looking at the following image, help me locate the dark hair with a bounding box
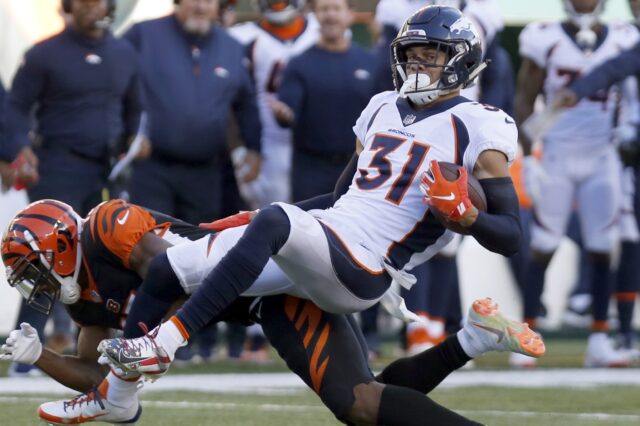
[62,0,116,15]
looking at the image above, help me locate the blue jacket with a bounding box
[1,27,142,163]
[124,16,261,162]
[0,82,5,154]
[278,44,376,154]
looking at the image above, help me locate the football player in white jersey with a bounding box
[98,5,543,393]
[228,0,319,209]
[515,0,639,368]
[374,0,506,354]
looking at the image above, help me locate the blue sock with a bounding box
[590,258,612,324]
[523,259,547,322]
[615,242,639,335]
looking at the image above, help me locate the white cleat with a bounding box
[584,332,633,368]
[38,388,141,425]
[97,324,171,381]
[462,298,546,358]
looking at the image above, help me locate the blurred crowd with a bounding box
[1,0,639,376]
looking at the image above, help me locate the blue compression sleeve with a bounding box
[468,177,522,257]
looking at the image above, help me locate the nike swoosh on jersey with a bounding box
[505,116,515,124]
[431,192,456,201]
[471,321,505,343]
[117,210,130,225]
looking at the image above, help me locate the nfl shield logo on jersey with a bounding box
[403,114,417,126]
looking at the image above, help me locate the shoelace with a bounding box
[63,386,105,412]
[120,322,161,359]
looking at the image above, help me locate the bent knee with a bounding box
[250,205,291,249]
[345,382,384,425]
[254,205,290,228]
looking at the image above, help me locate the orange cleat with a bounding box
[464,297,546,358]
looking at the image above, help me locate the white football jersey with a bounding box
[229,20,319,148]
[311,91,517,273]
[519,22,640,149]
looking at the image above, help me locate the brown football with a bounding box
[429,162,487,235]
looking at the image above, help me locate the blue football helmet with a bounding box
[390,5,486,106]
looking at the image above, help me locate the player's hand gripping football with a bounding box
[199,210,258,231]
[420,161,478,226]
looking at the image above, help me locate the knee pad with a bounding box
[250,205,291,251]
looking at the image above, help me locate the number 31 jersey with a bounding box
[312,91,517,273]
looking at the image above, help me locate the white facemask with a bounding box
[398,72,442,106]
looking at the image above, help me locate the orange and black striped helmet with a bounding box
[1,199,81,314]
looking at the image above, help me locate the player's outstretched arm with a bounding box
[465,150,522,256]
[570,41,640,100]
[36,326,112,392]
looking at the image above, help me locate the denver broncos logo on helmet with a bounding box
[1,199,81,314]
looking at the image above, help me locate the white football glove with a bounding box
[522,155,549,206]
[0,322,43,364]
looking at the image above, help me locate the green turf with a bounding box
[2,386,640,425]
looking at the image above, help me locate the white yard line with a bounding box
[0,369,639,396]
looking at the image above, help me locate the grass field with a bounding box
[1,338,639,425]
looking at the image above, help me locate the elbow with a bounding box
[495,226,522,257]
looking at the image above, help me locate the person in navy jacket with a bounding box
[1,0,142,213]
[123,0,262,225]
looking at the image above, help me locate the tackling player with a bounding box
[515,0,638,367]
[1,199,543,425]
[99,5,538,409]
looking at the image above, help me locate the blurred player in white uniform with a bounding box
[229,0,319,208]
[515,0,639,367]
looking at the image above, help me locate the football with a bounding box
[429,162,487,235]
